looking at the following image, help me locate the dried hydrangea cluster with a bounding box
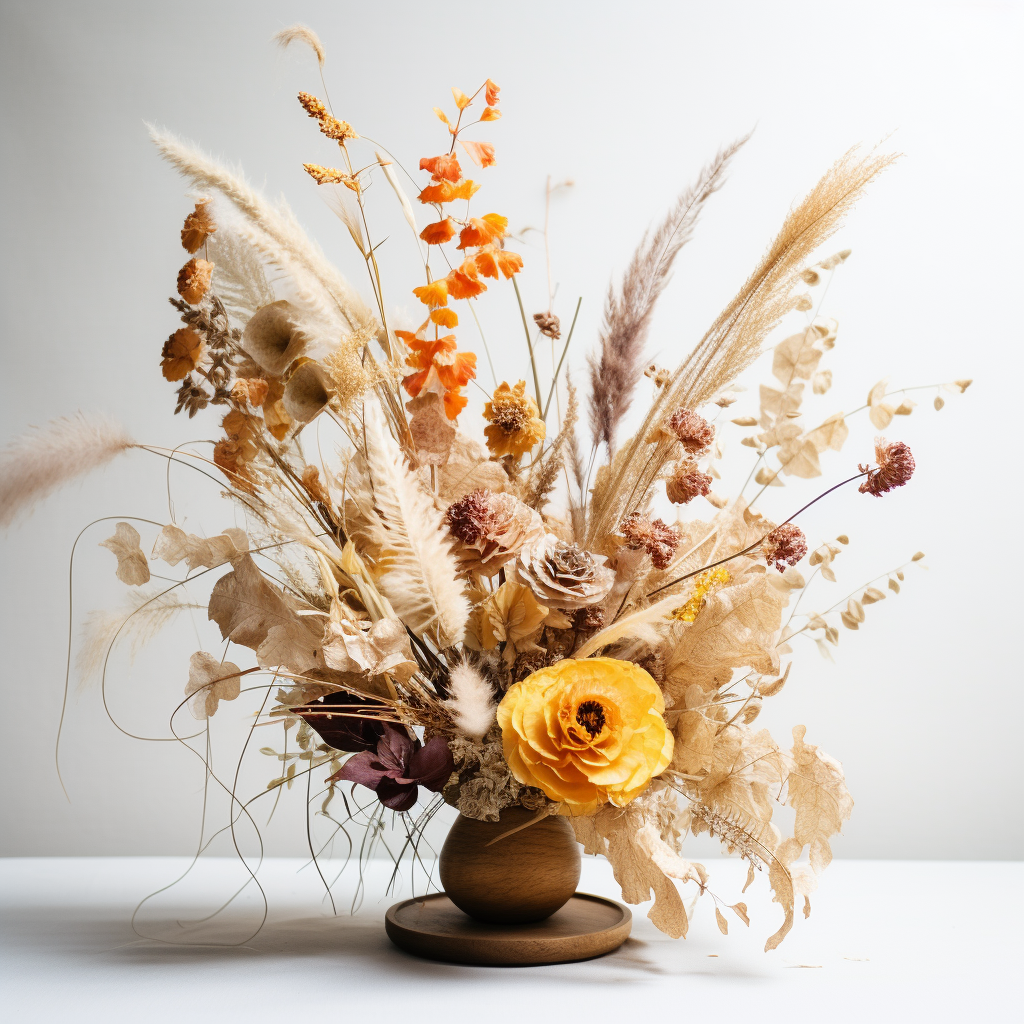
[2,26,969,954]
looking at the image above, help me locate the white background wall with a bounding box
[1,0,1021,860]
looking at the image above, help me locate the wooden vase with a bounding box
[438,806,582,924]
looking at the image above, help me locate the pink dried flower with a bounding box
[666,463,712,505]
[859,437,916,496]
[620,511,680,570]
[445,489,543,576]
[761,522,808,571]
[668,409,715,454]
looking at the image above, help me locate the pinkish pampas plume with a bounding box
[444,661,496,740]
[0,413,135,529]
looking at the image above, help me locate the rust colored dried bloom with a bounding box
[620,511,680,570]
[177,258,213,304]
[483,381,546,459]
[533,312,561,339]
[666,462,712,505]
[180,199,216,253]
[761,522,808,571]
[231,378,269,407]
[445,489,543,576]
[668,408,715,454]
[161,328,205,382]
[213,438,255,492]
[859,437,916,496]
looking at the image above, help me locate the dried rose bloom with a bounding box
[666,462,712,505]
[761,522,808,571]
[516,535,615,610]
[177,257,214,304]
[533,312,561,339]
[620,512,680,570]
[483,380,546,459]
[180,199,216,254]
[859,437,916,496]
[668,409,715,454]
[161,327,205,382]
[445,489,543,576]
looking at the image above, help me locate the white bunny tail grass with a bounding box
[0,413,135,529]
[445,662,497,740]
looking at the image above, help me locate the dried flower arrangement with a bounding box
[0,25,972,951]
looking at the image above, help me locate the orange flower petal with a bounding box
[446,269,487,299]
[460,140,496,169]
[457,214,507,250]
[452,87,471,110]
[435,351,477,390]
[412,280,449,308]
[485,79,500,106]
[444,388,468,420]
[402,369,430,397]
[419,154,463,183]
[482,212,508,236]
[457,256,480,279]
[394,329,420,344]
[433,106,451,127]
[479,106,502,122]
[417,178,481,205]
[474,247,500,280]
[430,308,459,327]
[419,217,456,245]
[495,249,524,279]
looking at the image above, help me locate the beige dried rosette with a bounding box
[497,657,674,815]
[515,534,614,610]
[444,489,544,576]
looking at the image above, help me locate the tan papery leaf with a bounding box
[716,907,729,934]
[406,369,456,467]
[772,332,823,383]
[100,522,151,586]
[185,651,242,720]
[437,432,509,502]
[804,412,849,453]
[732,902,750,927]
[778,439,821,478]
[812,370,832,395]
[153,525,248,572]
[760,381,804,421]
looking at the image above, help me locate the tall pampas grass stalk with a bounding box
[588,134,750,453]
[0,413,135,529]
[444,662,497,740]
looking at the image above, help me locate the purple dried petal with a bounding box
[329,750,387,789]
[376,777,419,812]
[405,736,455,792]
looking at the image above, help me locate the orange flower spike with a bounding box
[485,79,500,106]
[461,140,496,169]
[430,308,459,328]
[412,279,449,308]
[446,269,487,300]
[420,154,463,183]
[479,107,502,122]
[444,388,468,420]
[452,87,471,110]
[419,218,456,245]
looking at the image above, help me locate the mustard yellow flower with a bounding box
[483,380,545,459]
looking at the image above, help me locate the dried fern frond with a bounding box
[0,413,134,529]
[588,134,750,453]
[587,145,897,544]
[347,413,469,648]
[273,24,325,67]
[77,590,203,688]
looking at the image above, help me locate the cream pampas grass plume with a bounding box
[0,413,134,529]
[445,662,497,740]
[273,24,326,66]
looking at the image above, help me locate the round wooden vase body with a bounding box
[439,806,581,924]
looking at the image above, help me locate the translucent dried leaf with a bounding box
[772,332,823,383]
[100,523,150,586]
[732,902,750,927]
[716,907,729,934]
[185,650,242,720]
[732,416,758,426]
[812,370,832,395]
[934,395,945,410]
[760,381,805,421]
[805,413,848,453]
[778,439,821,478]
[888,578,900,593]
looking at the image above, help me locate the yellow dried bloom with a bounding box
[497,657,674,814]
[319,113,358,143]
[298,91,328,119]
[303,163,360,191]
[483,380,545,459]
[672,567,731,623]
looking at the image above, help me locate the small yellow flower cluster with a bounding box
[672,567,731,623]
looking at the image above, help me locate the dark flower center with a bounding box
[575,700,606,738]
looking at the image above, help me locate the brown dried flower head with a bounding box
[161,328,205,382]
[620,512,681,570]
[180,199,216,254]
[761,522,808,571]
[484,380,546,459]
[533,312,561,339]
[303,163,360,190]
[668,408,715,454]
[516,535,615,610]
[859,437,916,496]
[298,91,328,120]
[666,461,712,505]
[177,257,213,304]
[445,489,544,576]
[213,438,255,492]
[231,378,269,407]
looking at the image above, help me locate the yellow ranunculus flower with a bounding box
[497,657,674,815]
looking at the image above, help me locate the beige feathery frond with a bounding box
[205,230,276,324]
[573,593,683,660]
[350,414,469,647]
[77,590,203,689]
[444,661,496,740]
[273,24,325,67]
[587,145,897,544]
[1,413,134,529]
[148,126,375,336]
[521,379,579,511]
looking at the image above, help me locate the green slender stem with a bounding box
[512,276,543,408]
[542,297,582,420]
[467,298,498,387]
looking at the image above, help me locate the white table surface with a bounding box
[1,856,1019,1022]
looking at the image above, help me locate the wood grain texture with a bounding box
[438,807,582,923]
[385,893,632,966]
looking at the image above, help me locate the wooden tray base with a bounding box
[385,892,631,966]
